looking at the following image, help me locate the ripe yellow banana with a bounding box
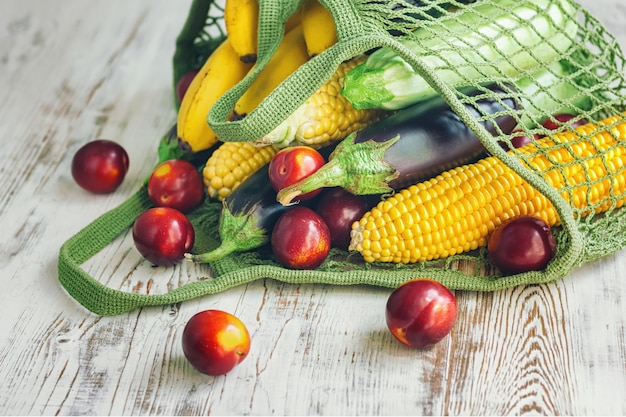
[233,25,310,118]
[301,0,337,57]
[177,37,253,152]
[224,0,259,63]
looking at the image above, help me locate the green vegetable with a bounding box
[276,82,520,205]
[276,49,609,204]
[186,163,288,264]
[514,48,609,128]
[342,0,578,110]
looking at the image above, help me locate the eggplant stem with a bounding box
[185,239,238,263]
[275,189,302,206]
[276,134,399,205]
[185,202,270,263]
[276,160,345,205]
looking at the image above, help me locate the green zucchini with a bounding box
[342,0,578,110]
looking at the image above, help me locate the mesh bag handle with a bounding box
[58,189,570,316]
[58,0,626,315]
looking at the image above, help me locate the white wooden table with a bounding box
[1,0,625,415]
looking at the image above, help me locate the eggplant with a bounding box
[188,144,337,263]
[186,164,287,263]
[276,83,520,205]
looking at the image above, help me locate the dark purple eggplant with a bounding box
[186,164,287,263]
[276,83,520,205]
[188,145,336,263]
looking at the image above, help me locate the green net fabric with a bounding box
[59,0,626,316]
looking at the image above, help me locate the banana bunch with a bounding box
[226,0,338,118]
[177,0,339,152]
[224,0,259,64]
[176,37,253,153]
[232,24,310,119]
[225,0,303,63]
[222,0,338,64]
[301,0,338,56]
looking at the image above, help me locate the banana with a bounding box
[177,37,253,152]
[232,25,310,119]
[301,0,337,57]
[284,7,302,32]
[224,0,259,63]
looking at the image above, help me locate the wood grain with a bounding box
[1,0,625,415]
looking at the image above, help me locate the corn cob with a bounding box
[258,57,387,148]
[350,114,626,264]
[203,141,278,201]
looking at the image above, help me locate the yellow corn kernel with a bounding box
[350,114,626,264]
[259,57,386,148]
[203,141,277,201]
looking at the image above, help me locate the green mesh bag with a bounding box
[59,0,626,316]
